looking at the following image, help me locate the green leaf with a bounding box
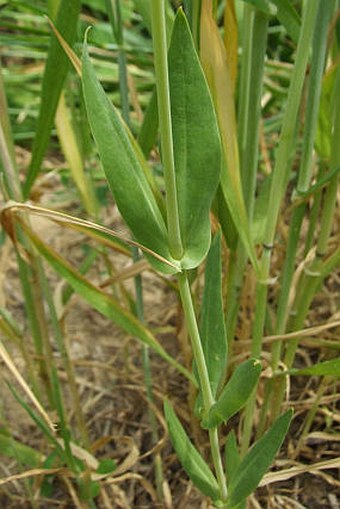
[79,478,100,501]
[200,231,227,397]
[7,383,65,460]
[212,187,238,251]
[164,400,220,501]
[96,458,117,474]
[168,10,221,269]
[227,410,293,507]
[241,0,270,15]
[19,221,193,383]
[24,0,81,196]
[82,38,177,274]
[224,431,240,487]
[203,359,261,429]
[0,432,42,467]
[270,0,301,44]
[133,0,174,40]
[138,87,159,157]
[287,358,340,377]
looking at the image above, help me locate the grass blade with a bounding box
[0,432,42,467]
[285,358,340,377]
[164,400,220,502]
[24,0,81,196]
[270,0,301,44]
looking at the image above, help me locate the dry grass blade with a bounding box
[46,17,82,77]
[92,437,139,480]
[253,319,340,345]
[0,467,65,486]
[260,457,340,487]
[104,472,158,503]
[0,340,56,434]
[0,201,180,271]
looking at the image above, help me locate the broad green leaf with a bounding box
[203,359,261,429]
[0,432,42,467]
[287,358,340,377]
[200,231,228,397]
[270,0,301,44]
[82,40,177,274]
[168,9,221,269]
[24,0,81,196]
[18,221,193,383]
[227,410,293,508]
[224,431,240,486]
[200,0,259,274]
[164,400,220,501]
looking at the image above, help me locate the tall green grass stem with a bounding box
[226,7,268,349]
[39,263,89,446]
[150,0,183,260]
[271,62,340,416]
[260,2,335,429]
[263,1,319,244]
[242,1,320,453]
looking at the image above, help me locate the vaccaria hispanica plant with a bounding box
[1,0,339,507]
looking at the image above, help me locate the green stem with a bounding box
[264,2,320,245]
[262,0,335,427]
[178,273,227,501]
[271,45,340,419]
[226,7,268,352]
[150,0,183,260]
[241,1,320,453]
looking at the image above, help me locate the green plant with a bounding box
[0,0,339,507]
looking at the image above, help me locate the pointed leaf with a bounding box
[203,359,261,429]
[164,400,220,501]
[224,430,240,487]
[168,9,221,269]
[82,40,177,274]
[200,231,228,397]
[227,410,293,507]
[24,0,81,196]
[287,358,340,377]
